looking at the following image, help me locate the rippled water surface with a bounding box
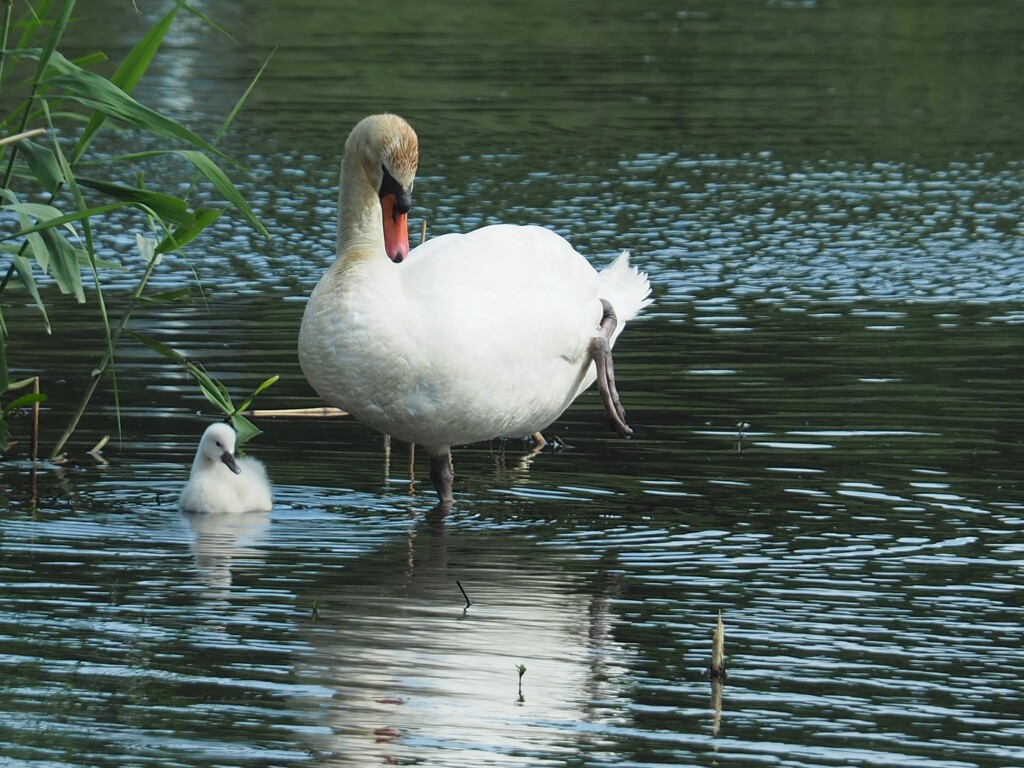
[3,1,1024,766]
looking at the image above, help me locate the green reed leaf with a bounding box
[75,177,195,227]
[0,202,125,242]
[2,392,47,417]
[40,227,85,302]
[235,375,279,416]
[141,288,193,303]
[75,5,180,160]
[100,149,265,238]
[126,329,180,361]
[19,139,64,194]
[156,207,222,254]
[12,253,52,333]
[230,413,262,447]
[33,50,230,162]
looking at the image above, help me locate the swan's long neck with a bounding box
[336,152,384,264]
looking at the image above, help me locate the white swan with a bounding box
[299,114,652,508]
[179,423,273,514]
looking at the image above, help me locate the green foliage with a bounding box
[128,330,278,448]
[0,1,273,456]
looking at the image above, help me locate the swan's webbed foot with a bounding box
[429,450,454,512]
[592,299,633,438]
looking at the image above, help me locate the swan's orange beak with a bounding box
[381,193,410,263]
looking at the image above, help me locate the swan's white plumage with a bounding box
[300,222,651,453]
[297,114,651,481]
[179,423,273,515]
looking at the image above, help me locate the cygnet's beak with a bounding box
[221,451,242,475]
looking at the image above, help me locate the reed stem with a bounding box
[244,406,348,418]
[0,127,46,147]
[709,609,727,680]
[30,375,39,461]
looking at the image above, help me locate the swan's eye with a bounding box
[215,441,223,448]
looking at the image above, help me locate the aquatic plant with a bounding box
[129,329,277,447]
[0,1,269,456]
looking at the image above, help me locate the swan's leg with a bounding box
[591,299,633,438]
[429,449,454,509]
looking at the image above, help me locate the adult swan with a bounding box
[299,114,652,509]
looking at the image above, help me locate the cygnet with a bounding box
[179,422,273,514]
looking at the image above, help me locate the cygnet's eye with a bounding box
[215,441,223,448]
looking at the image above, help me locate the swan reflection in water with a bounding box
[283,517,634,765]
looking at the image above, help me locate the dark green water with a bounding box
[2,1,1023,766]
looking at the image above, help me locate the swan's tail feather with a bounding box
[598,251,653,342]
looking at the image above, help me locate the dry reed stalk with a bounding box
[0,127,46,147]
[244,406,348,418]
[30,376,40,461]
[709,609,727,680]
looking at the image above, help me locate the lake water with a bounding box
[2,1,1023,766]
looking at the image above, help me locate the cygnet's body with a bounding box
[179,423,272,514]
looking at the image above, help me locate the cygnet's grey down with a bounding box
[179,422,272,514]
